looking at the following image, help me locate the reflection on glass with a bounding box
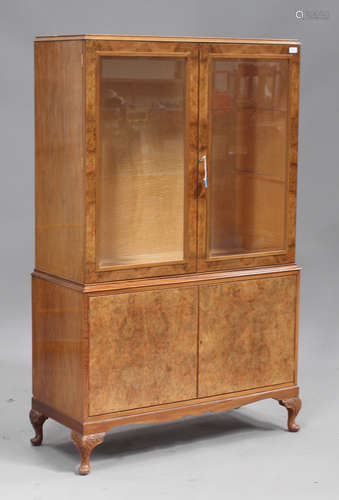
[98,57,186,268]
[209,59,289,257]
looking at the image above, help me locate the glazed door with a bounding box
[197,43,300,272]
[85,40,198,282]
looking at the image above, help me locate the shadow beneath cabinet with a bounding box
[49,409,281,471]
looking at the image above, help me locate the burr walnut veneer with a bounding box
[31,35,302,475]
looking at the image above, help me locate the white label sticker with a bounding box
[289,47,298,54]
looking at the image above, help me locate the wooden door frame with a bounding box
[197,42,300,272]
[84,39,199,283]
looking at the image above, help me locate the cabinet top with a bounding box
[34,34,301,45]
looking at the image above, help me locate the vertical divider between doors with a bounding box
[197,43,209,272]
[195,44,202,398]
[196,285,200,398]
[195,44,201,272]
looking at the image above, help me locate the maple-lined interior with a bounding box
[208,58,289,258]
[97,56,186,268]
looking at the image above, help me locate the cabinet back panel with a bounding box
[198,275,297,397]
[35,41,85,282]
[88,287,198,415]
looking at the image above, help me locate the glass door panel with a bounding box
[97,56,187,269]
[209,58,289,257]
[197,44,297,272]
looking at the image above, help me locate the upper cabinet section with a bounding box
[34,36,300,283]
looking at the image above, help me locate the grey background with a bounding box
[0,0,338,498]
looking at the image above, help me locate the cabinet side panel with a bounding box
[32,276,84,420]
[199,274,297,397]
[35,40,84,282]
[88,287,198,415]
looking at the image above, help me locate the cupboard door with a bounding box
[198,43,300,272]
[89,287,198,415]
[198,275,298,397]
[85,40,198,282]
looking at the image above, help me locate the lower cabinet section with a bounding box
[88,287,198,415]
[32,269,299,423]
[198,275,297,397]
[88,273,298,416]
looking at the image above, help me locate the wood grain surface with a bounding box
[32,265,300,293]
[83,386,300,434]
[35,40,85,282]
[71,431,106,475]
[198,274,297,397]
[35,35,300,45]
[32,385,300,435]
[32,276,84,420]
[88,287,198,415]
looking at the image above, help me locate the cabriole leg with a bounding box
[278,397,302,432]
[29,409,48,446]
[71,431,106,475]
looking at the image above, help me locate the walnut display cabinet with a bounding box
[31,35,302,475]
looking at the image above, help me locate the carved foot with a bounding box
[30,409,48,446]
[71,431,105,475]
[279,397,302,432]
